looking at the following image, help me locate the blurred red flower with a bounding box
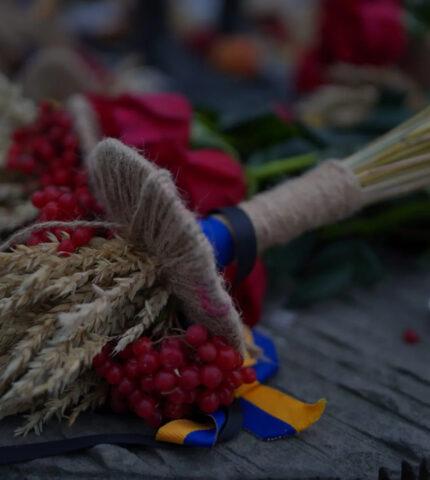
[297,0,407,91]
[87,92,264,326]
[321,0,406,65]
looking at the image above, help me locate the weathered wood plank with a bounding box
[0,261,428,479]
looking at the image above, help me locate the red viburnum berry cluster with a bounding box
[92,324,257,428]
[7,101,103,254]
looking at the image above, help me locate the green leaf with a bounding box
[191,115,239,159]
[321,198,430,240]
[246,138,317,167]
[220,111,300,155]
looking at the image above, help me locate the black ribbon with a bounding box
[0,400,243,465]
[212,206,257,285]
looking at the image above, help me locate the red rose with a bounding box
[87,92,265,326]
[87,93,191,150]
[295,49,327,92]
[297,0,407,91]
[320,0,407,66]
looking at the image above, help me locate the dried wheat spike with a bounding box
[114,287,169,353]
[14,371,107,436]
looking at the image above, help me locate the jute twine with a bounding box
[240,160,363,252]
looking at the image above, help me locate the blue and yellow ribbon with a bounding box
[156,328,325,446]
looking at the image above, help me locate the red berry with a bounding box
[118,343,134,361]
[62,150,77,167]
[167,388,186,404]
[185,324,208,346]
[39,100,53,115]
[140,375,155,393]
[154,370,177,392]
[63,134,78,151]
[197,342,217,363]
[73,170,87,187]
[49,125,64,144]
[178,366,200,391]
[31,190,47,208]
[197,390,219,414]
[40,173,54,186]
[138,351,160,374]
[132,337,153,357]
[38,211,48,222]
[136,396,155,418]
[44,186,60,202]
[212,336,228,348]
[35,139,55,162]
[217,385,234,406]
[72,227,94,247]
[27,233,42,246]
[163,337,183,350]
[58,193,78,213]
[200,364,223,389]
[20,155,37,174]
[53,169,70,186]
[102,343,114,356]
[43,201,60,220]
[129,390,143,409]
[163,402,185,420]
[92,350,107,367]
[241,367,257,384]
[184,390,197,404]
[403,329,419,344]
[145,408,164,428]
[96,358,112,378]
[77,188,95,211]
[216,346,237,371]
[225,370,243,389]
[53,227,72,240]
[56,112,72,129]
[233,351,244,369]
[160,347,184,370]
[118,377,136,395]
[13,128,29,142]
[124,358,139,378]
[106,364,124,385]
[57,239,76,256]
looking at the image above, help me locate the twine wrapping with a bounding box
[240,160,363,252]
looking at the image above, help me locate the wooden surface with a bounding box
[0,260,429,479]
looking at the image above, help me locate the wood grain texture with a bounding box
[0,260,429,480]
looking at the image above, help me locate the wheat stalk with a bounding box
[114,287,169,353]
[56,270,155,342]
[14,371,107,436]
[0,233,172,430]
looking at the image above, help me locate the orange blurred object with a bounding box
[209,35,260,78]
